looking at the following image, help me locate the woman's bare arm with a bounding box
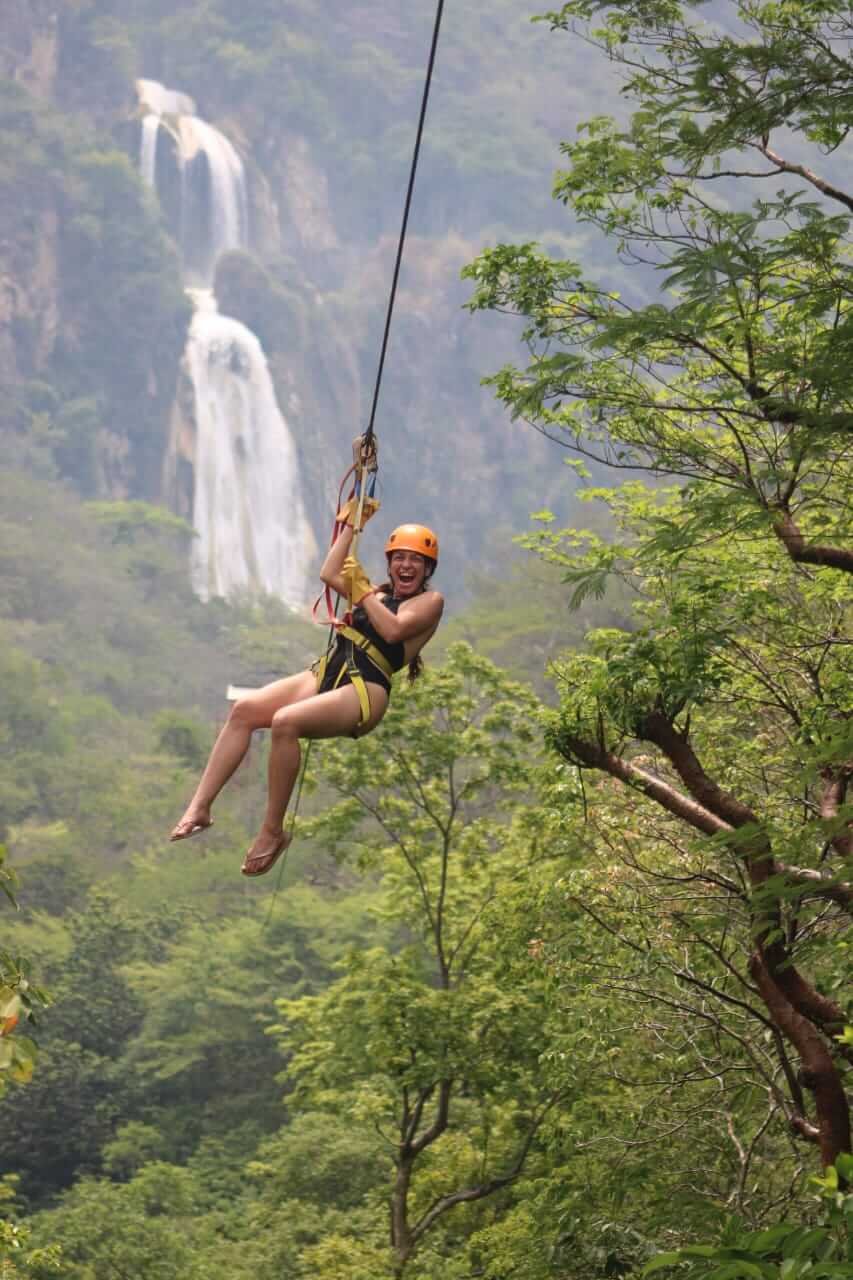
[319,525,355,595]
[358,590,444,645]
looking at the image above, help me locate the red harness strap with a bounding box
[311,462,356,628]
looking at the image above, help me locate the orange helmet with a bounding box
[385,523,439,565]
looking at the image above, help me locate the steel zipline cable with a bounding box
[315,0,447,608]
[363,0,446,445]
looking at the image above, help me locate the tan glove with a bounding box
[336,495,381,531]
[342,555,375,605]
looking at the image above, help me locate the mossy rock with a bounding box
[214,250,304,355]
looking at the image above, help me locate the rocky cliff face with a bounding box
[0,1,58,99]
[250,131,341,268]
[0,3,60,393]
[2,1,572,599]
[0,10,189,501]
[0,200,59,392]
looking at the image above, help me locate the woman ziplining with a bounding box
[169,0,448,875]
[168,496,443,876]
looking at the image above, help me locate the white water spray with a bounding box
[177,116,248,280]
[139,114,160,189]
[137,78,196,119]
[136,78,315,605]
[137,81,249,285]
[186,291,313,607]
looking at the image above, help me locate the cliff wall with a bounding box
[0,4,188,499]
[0,3,59,394]
[1,0,589,590]
[0,1,57,99]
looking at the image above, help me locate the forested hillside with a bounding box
[1,2,852,1280]
[0,0,617,595]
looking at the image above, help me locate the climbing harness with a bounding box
[312,625,394,728]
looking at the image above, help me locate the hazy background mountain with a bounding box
[0,0,637,873]
[0,0,625,603]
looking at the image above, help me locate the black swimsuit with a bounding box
[316,596,406,696]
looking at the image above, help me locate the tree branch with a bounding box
[403,1085,432,1149]
[750,952,851,1166]
[557,732,729,837]
[775,860,853,914]
[635,710,762,829]
[757,138,853,214]
[409,1092,564,1245]
[633,710,849,1035]
[819,766,853,859]
[772,510,853,575]
[409,1077,453,1157]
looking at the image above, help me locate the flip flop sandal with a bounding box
[241,834,291,878]
[170,819,213,843]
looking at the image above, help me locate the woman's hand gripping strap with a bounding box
[336,495,380,531]
[311,433,380,627]
[347,433,379,560]
[342,555,375,606]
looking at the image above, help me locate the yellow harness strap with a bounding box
[313,627,395,728]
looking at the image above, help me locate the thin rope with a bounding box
[364,0,446,444]
[263,739,313,931]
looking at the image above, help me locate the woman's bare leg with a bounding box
[170,670,317,839]
[242,681,388,874]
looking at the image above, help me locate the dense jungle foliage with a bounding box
[1,2,852,1279]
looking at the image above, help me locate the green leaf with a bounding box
[644,1252,686,1274]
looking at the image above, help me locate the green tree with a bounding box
[0,649,72,839]
[465,0,853,1175]
[272,645,570,1277]
[0,1190,61,1280]
[465,1,853,576]
[0,891,153,1199]
[0,848,49,1097]
[118,887,377,1155]
[643,1155,853,1279]
[27,1165,203,1280]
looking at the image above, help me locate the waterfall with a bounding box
[177,116,248,282]
[139,115,160,189]
[137,83,249,286]
[137,78,196,118]
[186,291,313,607]
[135,78,315,607]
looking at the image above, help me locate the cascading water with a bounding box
[137,78,196,119]
[139,114,160,189]
[186,290,313,604]
[136,78,315,608]
[176,116,249,285]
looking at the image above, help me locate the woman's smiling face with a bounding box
[388,549,429,597]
